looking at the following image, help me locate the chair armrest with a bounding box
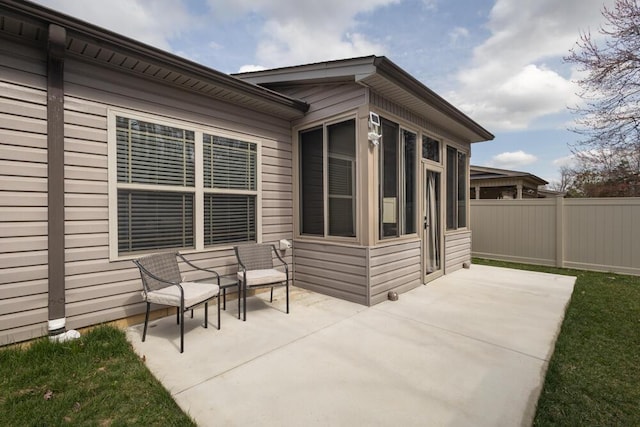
[132,260,185,299]
[233,247,248,273]
[271,245,289,277]
[176,253,220,280]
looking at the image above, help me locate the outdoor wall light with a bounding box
[368,111,382,146]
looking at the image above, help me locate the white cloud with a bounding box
[491,150,537,168]
[450,0,615,131]
[32,0,195,51]
[207,0,399,70]
[552,155,577,168]
[421,0,438,11]
[449,27,469,43]
[238,64,267,73]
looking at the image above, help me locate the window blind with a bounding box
[117,117,194,187]
[204,194,256,245]
[203,134,256,190]
[118,190,194,252]
[328,157,354,237]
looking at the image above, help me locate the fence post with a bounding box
[555,197,565,268]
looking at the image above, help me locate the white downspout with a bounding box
[48,318,80,343]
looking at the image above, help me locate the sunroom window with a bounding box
[299,118,356,238]
[446,145,467,230]
[379,118,417,239]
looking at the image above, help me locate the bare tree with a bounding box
[565,0,640,197]
[548,166,574,192]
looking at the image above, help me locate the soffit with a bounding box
[356,73,476,142]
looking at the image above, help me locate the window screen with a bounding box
[299,127,324,236]
[328,120,355,237]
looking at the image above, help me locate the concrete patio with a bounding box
[126,264,575,426]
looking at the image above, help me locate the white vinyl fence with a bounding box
[470,198,640,276]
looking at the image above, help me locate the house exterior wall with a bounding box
[0,39,49,345]
[0,38,295,345]
[369,240,421,305]
[444,232,472,273]
[293,241,368,305]
[293,239,421,306]
[273,84,366,128]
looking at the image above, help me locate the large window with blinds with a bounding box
[111,113,260,257]
[299,118,356,238]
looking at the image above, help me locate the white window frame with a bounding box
[107,108,263,260]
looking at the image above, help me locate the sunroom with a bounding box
[237,56,494,305]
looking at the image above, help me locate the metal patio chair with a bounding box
[234,244,289,321]
[133,252,220,353]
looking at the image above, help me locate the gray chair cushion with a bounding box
[145,281,219,308]
[238,269,286,287]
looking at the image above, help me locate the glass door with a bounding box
[423,165,443,282]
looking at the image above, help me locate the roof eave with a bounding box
[1,0,309,116]
[372,57,494,142]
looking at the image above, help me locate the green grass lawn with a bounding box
[0,326,195,426]
[473,258,640,426]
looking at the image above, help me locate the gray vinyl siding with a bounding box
[0,42,294,344]
[444,231,471,274]
[293,240,368,305]
[273,84,365,126]
[369,240,422,305]
[0,40,49,345]
[293,240,422,306]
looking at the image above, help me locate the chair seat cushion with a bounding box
[145,282,219,308]
[238,269,287,287]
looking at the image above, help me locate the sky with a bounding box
[33,0,617,185]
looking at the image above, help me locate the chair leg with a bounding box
[180,303,184,353]
[204,302,208,329]
[223,288,227,310]
[286,281,289,314]
[176,307,180,324]
[142,302,150,342]
[217,295,221,330]
[270,287,273,302]
[243,281,247,322]
[237,282,241,319]
[191,309,194,319]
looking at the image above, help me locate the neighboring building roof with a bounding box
[470,165,548,186]
[234,56,495,144]
[0,0,309,120]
